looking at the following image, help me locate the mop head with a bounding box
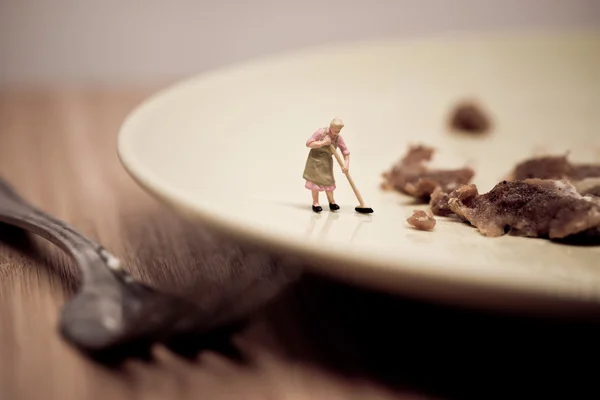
[355,206,374,214]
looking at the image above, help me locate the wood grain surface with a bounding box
[1,89,600,400]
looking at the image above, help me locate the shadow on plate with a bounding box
[550,229,600,247]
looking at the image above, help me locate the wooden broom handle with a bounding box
[329,145,367,207]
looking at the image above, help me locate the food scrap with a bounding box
[574,178,600,197]
[448,99,492,134]
[381,144,475,200]
[383,143,600,243]
[429,187,453,217]
[444,179,600,239]
[507,154,600,197]
[407,209,436,231]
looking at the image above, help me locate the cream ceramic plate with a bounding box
[118,30,600,317]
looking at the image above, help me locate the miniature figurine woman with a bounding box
[303,117,350,213]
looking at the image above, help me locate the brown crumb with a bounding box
[446,179,600,239]
[381,144,475,200]
[407,209,436,231]
[507,154,600,196]
[380,181,393,191]
[573,178,600,197]
[429,187,453,216]
[508,154,571,180]
[448,99,491,134]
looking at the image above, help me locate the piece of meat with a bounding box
[446,179,600,239]
[570,165,600,181]
[509,155,572,180]
[508,154,600,193]
[448,100,491,134]
[407,210,436,231]
[573,177,600,197]
[508,154,600,200]
[380,179,394,191]
[382,144,475,200]
[429,187,453,216]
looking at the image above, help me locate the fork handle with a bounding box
[0,178,122,285]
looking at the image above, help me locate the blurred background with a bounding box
[1,0,599,88]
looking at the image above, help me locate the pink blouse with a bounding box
[305,127,350,156]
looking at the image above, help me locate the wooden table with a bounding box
[1,89,599,400]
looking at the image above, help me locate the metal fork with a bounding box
[0,176,299,359]
[0,177,207,355]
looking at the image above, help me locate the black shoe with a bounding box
[312,205,323,213]
[329,203,340,211]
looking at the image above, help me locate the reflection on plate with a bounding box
[118,30,600,317]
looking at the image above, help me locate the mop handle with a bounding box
[329,145,367,207]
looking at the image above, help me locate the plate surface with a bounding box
[118,30,600,316]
